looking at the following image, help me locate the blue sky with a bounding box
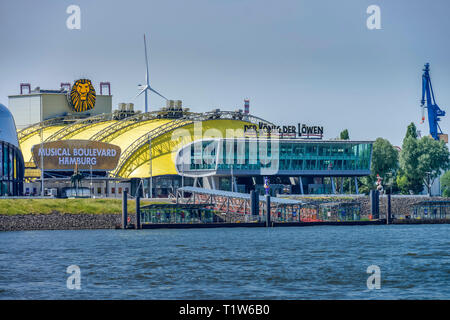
[1,0,449,146]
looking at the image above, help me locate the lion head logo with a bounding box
[69,79,96,112]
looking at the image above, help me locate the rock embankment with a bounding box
[0,213,128,231]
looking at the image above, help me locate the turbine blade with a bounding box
[144,34,150,85]
[149,86,168,100]
[135,85,149,98]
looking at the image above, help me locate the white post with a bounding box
[231,165,234,192]
[40,95,44,197]
[299,176,304,195]
[181,160,184,199]
[149,136,153,198]
[90,164,93,198]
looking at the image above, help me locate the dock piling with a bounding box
[136,195,141,229]
[122,190,128,229]
[265,195,271,227]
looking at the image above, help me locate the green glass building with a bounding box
[176,138,373,195]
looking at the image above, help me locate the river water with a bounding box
[0,224,449,299]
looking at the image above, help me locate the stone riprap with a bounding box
[0,213,128,231]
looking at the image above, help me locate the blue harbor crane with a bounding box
[421,63,446,140]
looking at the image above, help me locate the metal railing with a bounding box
[18,116,78,143]
[45,113,113,142]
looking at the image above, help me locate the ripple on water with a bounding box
[0,225,449,299]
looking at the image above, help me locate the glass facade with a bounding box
[0,141,24,196]
[299,202,361,222]
[180,139,373,176]
[412,201,450,220]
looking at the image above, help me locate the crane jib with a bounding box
[421,63,446,141]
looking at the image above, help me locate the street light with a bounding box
[90,164,93,198]
[40,96,44,197]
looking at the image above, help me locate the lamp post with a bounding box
[40,96,44,197]
[90,164,93,198]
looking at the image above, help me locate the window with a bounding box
[119,187,122,194]
[111,187,115,194]
[97,187,101,194]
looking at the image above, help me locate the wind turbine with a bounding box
[137,34,168,113]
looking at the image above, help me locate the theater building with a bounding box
[10,80,373,197]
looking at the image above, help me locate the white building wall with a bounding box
[8,93,112,129]
[8,95,41,130]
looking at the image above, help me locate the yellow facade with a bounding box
[18,116,251,179]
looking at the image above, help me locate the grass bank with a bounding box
[0,198,169,215]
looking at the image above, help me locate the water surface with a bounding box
[0,225,449,299]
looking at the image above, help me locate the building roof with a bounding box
[178,186,303,205]
[0,103,20,147]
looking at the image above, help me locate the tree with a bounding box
[371,138,398,178]
[441,171,450,197]
[405,122,418,141]
[399,135,450,195]
[362,137,398,192]
[339,129,349,140]
[397,123,422,194]
[397,133,423,194]
[417,137,450,194]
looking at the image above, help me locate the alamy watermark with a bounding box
[66,265,81,290]
[366,5,381,30]
[66,5,81,30]
[366,265,381,290]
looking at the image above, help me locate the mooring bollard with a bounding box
[250,190,259,217]
[265,195,271,227]
[122,190,128,229]
[370,190,380,219]
[135,195,141,229]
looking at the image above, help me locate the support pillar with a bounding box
[370,190,380,219]
[331,177,336,194]
[135,196,141,229]
[349,177,352,194]
[354,177,359,195]
[265,195,271,227]
[299,176,304,195]
[122,190,128,229]
[250,190,259,216]
[387,194,391,224]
